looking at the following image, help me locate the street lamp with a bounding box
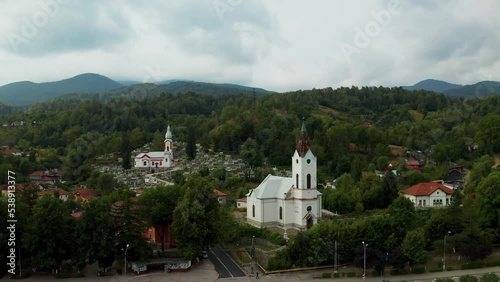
[362,241,368,282]
[122,244,129,276]
[443,231,451,270]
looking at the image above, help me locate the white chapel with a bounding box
[246,121,322,230]
[134,125,174,170]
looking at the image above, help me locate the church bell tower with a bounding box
[291,119,317,191]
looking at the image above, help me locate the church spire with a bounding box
[296,118,311,157]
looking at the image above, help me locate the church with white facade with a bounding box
[246,121,322,230]
[134,126,174,170]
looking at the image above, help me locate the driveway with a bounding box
[208,245,247,278]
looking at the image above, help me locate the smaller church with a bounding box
[134,125,174,170]
[246,121,322,230]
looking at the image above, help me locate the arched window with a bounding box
[296,174,299,188]
[279,206,283,220]
[307,174,311,189]
[252,205,255,218]
[143,161,147,166]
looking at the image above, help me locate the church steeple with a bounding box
[296,119,312,157]
[292,118,317,190]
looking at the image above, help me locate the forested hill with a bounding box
[0,74,274,106]
[404,79,500,98]
[3,85,500,184]
[159,81,273,95]
[443,81,500,98]
[404,79,462,93]
[0,73,122,106]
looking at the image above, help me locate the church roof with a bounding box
[135,152,168,159]
[296,120,312,157]
[250,174,293,199]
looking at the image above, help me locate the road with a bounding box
[208,245,247,278]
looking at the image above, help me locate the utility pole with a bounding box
[334,240,337,273]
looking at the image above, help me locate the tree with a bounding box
[387,197,416,242]
[172,176,222,259]
[401,228,428,268]
[25,196,73,271]
[171,170,186,186]
[380,171,398,208]
[240,138,263,168]
[138,184,182,252]
[73,197,116,272]
[475,171,500,228]
[186,126,197,160]
[476,114,500,155]
[120,131,132,169]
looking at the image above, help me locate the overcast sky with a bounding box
[0,0,499,92]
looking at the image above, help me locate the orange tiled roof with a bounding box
[74,189,98,199]
[402,182,454,196]
[213,189,227,197]
[38,188,69,196]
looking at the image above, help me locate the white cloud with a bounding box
[0,0,499,91]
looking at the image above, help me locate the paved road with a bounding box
[209,245,247,278]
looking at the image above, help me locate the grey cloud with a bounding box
[3,1,131,57]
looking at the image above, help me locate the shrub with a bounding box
[484,260,500,267]
[333,272,340,278]
[346,272,356,277]
[460,275,479,282]
[480,273,499,282]
[411,267,425,274]
[322,272,332,278]
[461,262,485,270]
[372,269,381,277]
[429,268,443,273]
[390,269,402,276]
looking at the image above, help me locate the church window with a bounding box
[252,205,255,217]
[296,159,298,164]
[307,206,312,212]
[307,174,311,189]
[279,207,282,220]
[167,145,170,151]
[307,159,311,164]
[296,174,299,188]
[143,161,147,166]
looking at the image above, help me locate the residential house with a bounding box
[1,185,8,197]
[236,198,247,209]
[406,159,422,172]
[38,188,70,201]
[444,166,465,189]
[214,189,227,205]
[29,169,62,186]
[401,182,454,208]
[73,187,98,203]
[3,147,23,156]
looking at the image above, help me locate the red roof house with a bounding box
[73,188,98,203]
[213,189,227,205]
[401,182,454,208]
[38,188,70,201]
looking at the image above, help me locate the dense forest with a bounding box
[1,85,500,274]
